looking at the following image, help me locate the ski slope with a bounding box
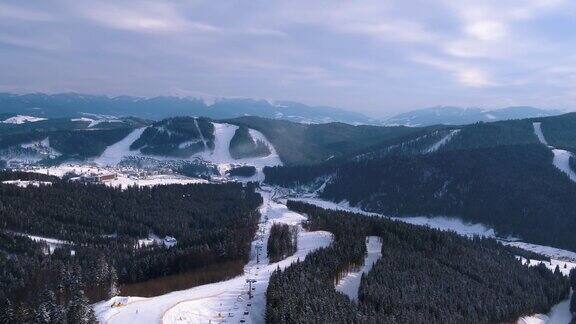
[532,122,576,182]
[336,236,382,301]
[424,129,460,153]
[95,188,332,324]
[199,123,282,181]
[94,127,146,166]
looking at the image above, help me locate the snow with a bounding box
[2,115,46,124]
[2,180,52,187]
[8,232,69,254]
[199,123,282,182]
[31,164,208,189]
[94,127,146,166]
[519,292,573,324]
[336,236,382,301]
[291,197,497,238]
[424,129,460,153]
[552,149,576,182]
[504,241,576,263]
[533,122,548,145]
[532,122,576,182]
[291,196,575,323]
[95,187,332,324]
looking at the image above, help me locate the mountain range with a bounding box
[384,106,564,126]
[0,93,566,127]
[0,92,376,125]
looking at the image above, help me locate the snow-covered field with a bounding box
[336,236,382,301]
[95,187,332,324]
[533,122,576,182]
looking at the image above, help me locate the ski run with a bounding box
[533,122,576,182]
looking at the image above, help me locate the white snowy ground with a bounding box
[31,164,208,189]
[94,188,332,324]
[517,256,576,324]
[199,123,282,182]
[2,115,46,124]
[335,236,382,301]
[533,122,576,182]
[13,232,69,254]
[94,127,146,166]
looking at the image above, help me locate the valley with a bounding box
[1,113,576,323]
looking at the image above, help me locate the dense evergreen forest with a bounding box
[0,172,262,323]
[267,223,298,263]
[229,126,271,159]
[265,144,576,252]
[266,201,569,323]
[227,165,257,177]
[227,116,424,165]
[130,117,215,157]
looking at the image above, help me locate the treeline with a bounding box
[229,126,271,159]
[266,201,569,323]
[265,144,576,252]
[267,223,298,263]
[227,165,256,177]
[0,175,262,321]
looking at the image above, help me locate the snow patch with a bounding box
[2,115,46,124]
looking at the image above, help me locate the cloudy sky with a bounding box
[1,0,575,117]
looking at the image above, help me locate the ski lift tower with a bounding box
[246,279,257,299]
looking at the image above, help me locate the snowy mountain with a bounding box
[385,106,564,126]
[0,92,378,125]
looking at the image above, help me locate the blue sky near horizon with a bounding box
[0,0,575,117]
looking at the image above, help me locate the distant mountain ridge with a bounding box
[385,106,564,126]
[0,92,378,125]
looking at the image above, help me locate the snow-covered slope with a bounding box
[336,236,382,301]
[94,127,146,166]
[424,129,460,153]
[2,115,46,124]
[532,122,576,182]
[94,187,332,324]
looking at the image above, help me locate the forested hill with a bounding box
[267,201,569,323]
[0,175,262,322]
[226,116,430,165]
[266,144,576,252]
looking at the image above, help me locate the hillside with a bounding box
[226,116,425,165]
